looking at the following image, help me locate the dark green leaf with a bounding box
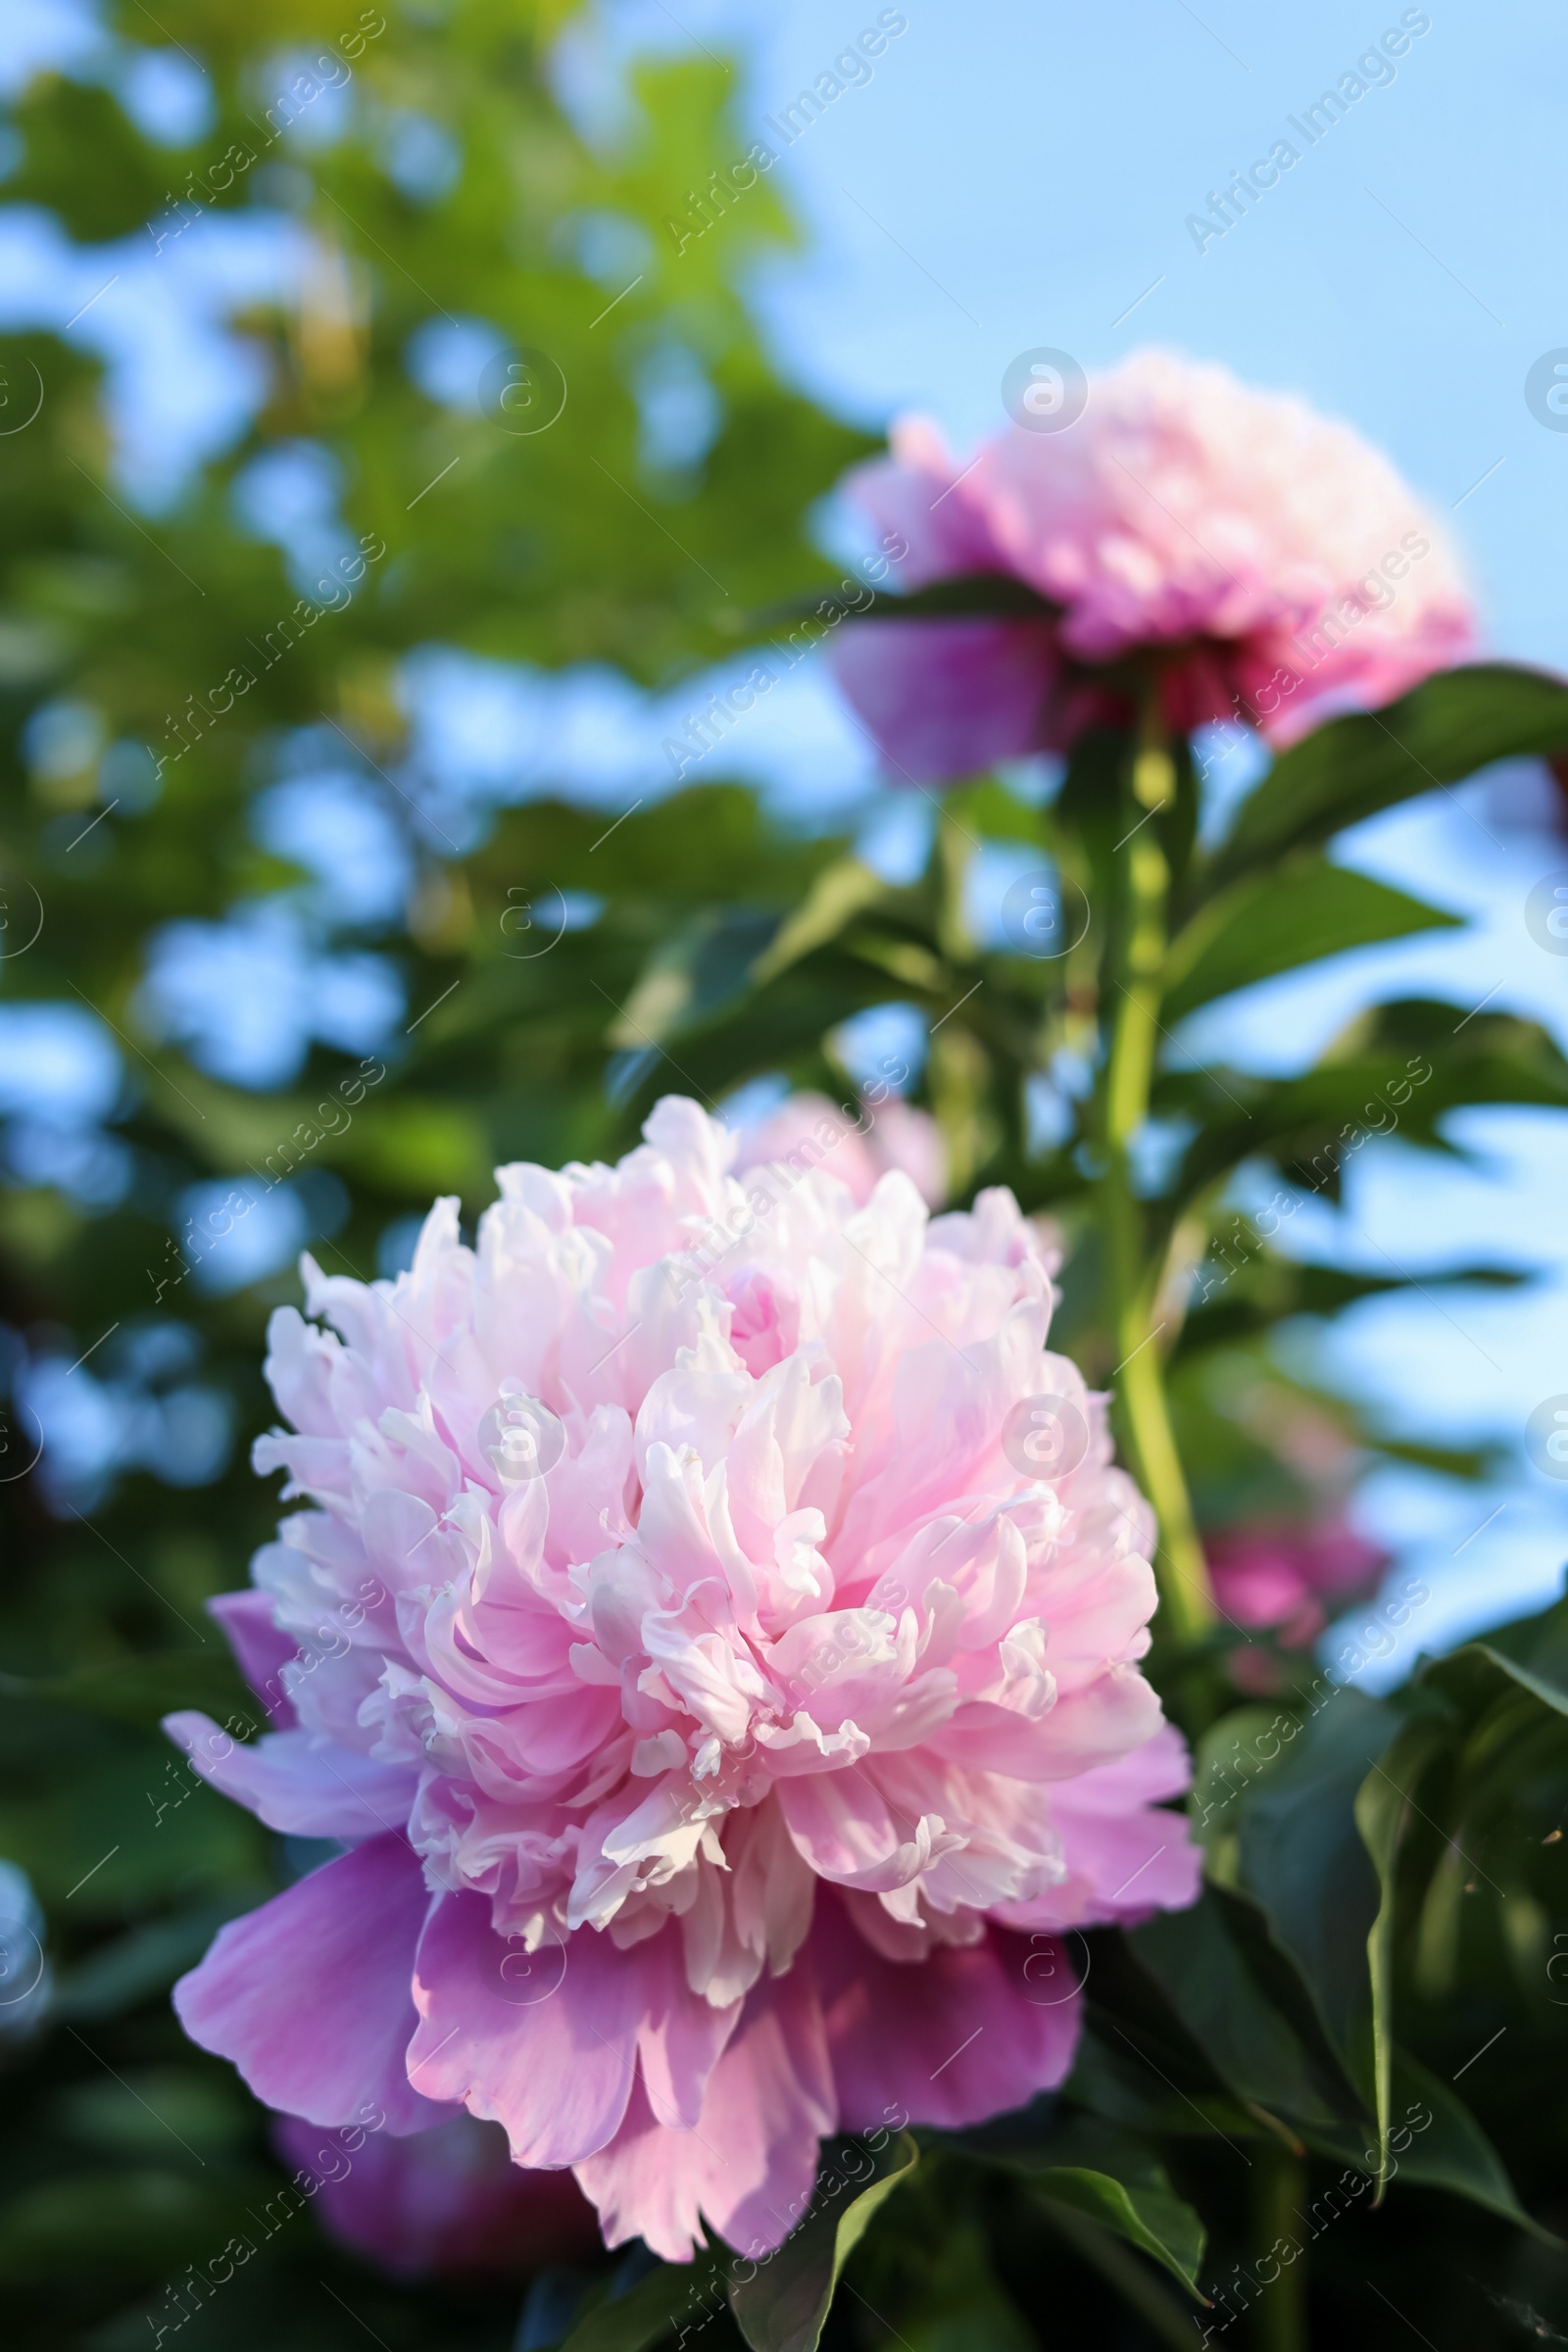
[943,2106,1205,2298]
[750,858,888,986]
[1210,663,1568,880]
[1234,1690,1398,2091]
[1060,2022,1257,2141]
[890,2218,1035,2352]
[727,2133,918,2352]
[1131,1886,1365,2134]
[1027,2169,1206,2298]
[1381,2051,1555,2240]
[754,573,1056,626]
[1459,1591,1568,1709]
[1163,856,1458,1021]
[1162,1002,1568,1205]
[559,2249,721,2352]
[1355,1715,1449,2186]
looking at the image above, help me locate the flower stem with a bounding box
[1101,702,1215,1641]
[1250,2144,1309,2352]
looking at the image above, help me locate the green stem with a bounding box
[1101,703,1214,1641]
[1249,2144,1309,2352]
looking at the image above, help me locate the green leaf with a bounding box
[1175,1256,1527,1369]
[1131,1886,1365,2135]
[1234,1689,1399,2091]
[1463,1589,1568,1678]
[755,572,1056,626]
[611,907,778,1047]
[558,2250,722,2352]
[943,2109,1205,2299]
[1028,2169,1206,2299]
[1059,2024,1257,2141]
[1443,1638,1568,1725]
[1299,2049,1556,2241]
[727,2133,919,2352]
[1162,1001,1568,1205]
[1382,2051,1555,2241]
[1210,662,1568,880]
[1163,856,1458,1021]
[891,2218,1035,2352]
[1354,1714,1449,2189]
[749,858,888,987]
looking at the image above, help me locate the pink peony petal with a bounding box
[811,1890,1079,2132]
[163,1712,418,1840]
[408,1896,640,2168]
[572,1960,836,2261]
[997,1722,1203,1929]
[172,1834,444,2134]
[207,1589,300,1726]
[632,1919,742,2127]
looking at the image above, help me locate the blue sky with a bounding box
[3,0,1567,1671]
[584,0,1568,672]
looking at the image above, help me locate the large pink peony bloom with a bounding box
[833,349,1474,777]
[168,1100,1199,2261]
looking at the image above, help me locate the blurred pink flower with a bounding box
[734,1090,948,1208]
[1207,1517,1388,1650]
[833,350,1474,778]
[168,1099,1199,2263]
[272,2109,600,2279]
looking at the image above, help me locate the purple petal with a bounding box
[407,1896,640,2168]
[831,617,1058,785]
[164,1711,417,1840]
[173,1834,444,2133]
[811,1889,1080,2132]
[208,1589,298,1726]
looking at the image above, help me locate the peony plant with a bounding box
[143,345,1568,2343]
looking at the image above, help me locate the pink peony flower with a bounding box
[833,350,1474,777]
[167,1099,1199,2262]
[272,2108,601,2279]
[1208,1516,1388,1650]
[733,1091,948,1210]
